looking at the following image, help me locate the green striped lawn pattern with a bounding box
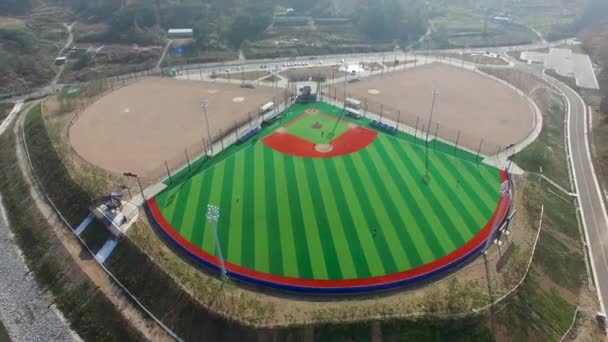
[155,131,501,280]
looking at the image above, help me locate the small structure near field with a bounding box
[260,101,274,114]
[296,86,317,103]
[345,97,361,109]
[168,28,193,39]
[54,56,67,65]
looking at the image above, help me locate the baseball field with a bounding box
[147,102,510,293]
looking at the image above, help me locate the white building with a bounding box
[167,28,193,39]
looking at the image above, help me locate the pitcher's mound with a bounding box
[315,144,334,153]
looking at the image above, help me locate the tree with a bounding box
[357,0,427,43]
[601,95,608,115]
[0,0,35,14]
[227,3,273,47]
[194,15,213,48]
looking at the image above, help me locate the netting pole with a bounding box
[203,138,208,156]
[397,110,401,130]
[248,112,252,128]
[454,130,461,156]
[495,145,502,165]
[363,98,367,118]
[414,117,420,139]
[185,149,191,171]
[234,120,239,140]
[219,128,224,150]
[165,161,173,184]
[434,123,439,150]
[476,138,484,164]
[380,104,384,122]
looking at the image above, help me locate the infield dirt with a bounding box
[69,77,276,177]
[331,63,535,151]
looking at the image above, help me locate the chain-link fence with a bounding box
[142,94,291,186]
[324,83,506,159]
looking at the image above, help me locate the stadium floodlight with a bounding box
[207,204,228,280]
[424,88,439,179]
[201,100,214,156]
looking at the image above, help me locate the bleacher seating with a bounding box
[370,120,398,134]
[238,127,261,144]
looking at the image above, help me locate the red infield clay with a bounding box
[147,172,510,290]
[262,127,378,158]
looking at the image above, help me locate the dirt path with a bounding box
[51,22,75,87]
[13,104,173,342]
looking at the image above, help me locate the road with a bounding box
[510,51,608,314]
[509,47,608,315]
[558,78,608,314]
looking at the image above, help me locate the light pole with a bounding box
[123,172,144,201]
[425,88,439,179]
[272,66,279,115]
[201,100,214,156]
[342,60,348,110]
[207,204,227,281]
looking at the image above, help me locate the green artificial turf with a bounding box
[155,102,502,280]
[285,113,350,144]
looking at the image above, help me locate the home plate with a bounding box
[232,97,245,103]
[123,107,130,113]
[368,89,381,95]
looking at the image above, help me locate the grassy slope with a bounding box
[23,104,112,253]
[0,112,142,341]
[513,96,570,189]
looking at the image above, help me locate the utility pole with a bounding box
[425,88,439,179]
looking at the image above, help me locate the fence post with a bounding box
[185,149,191,171]
[234,120,239,140]
[380,104,384,122]
[363,98,367,118]
[454,130,461,156]
[476,138,484,163]
[397,110,401,130]
[203,138,208,156]
[219,128,224,150]
[414,117,419,139]
[165,161,173,183]
[434,123,439,150]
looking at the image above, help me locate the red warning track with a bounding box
[262,127,377,158]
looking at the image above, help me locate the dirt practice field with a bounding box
[333,63,534,153]
[280,66,346,81]
[69,77,276,177]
